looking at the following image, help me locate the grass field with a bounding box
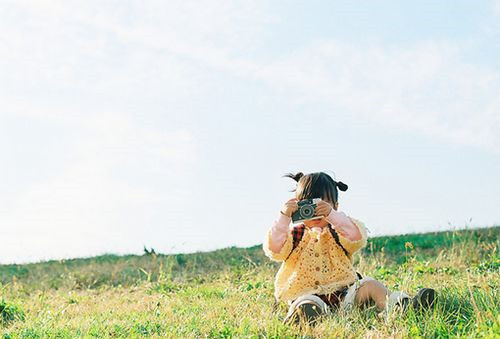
[1,226,498,338]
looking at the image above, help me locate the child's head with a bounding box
[284,171,348,227]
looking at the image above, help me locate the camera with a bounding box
[292,198,322,223]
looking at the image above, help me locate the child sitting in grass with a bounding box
[263,171,436,324]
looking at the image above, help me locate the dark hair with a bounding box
[283,171,348,205]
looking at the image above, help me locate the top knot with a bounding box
[336,181,348,191]
[283,172,304,182]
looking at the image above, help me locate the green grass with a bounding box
[1,226,498,338]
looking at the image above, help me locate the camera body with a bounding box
[291,198,322,223]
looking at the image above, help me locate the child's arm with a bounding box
[268,212,291,252]
[315,200,367,254]
[326,210,361,241]
[262,212,294,262]
[326,210,368,254]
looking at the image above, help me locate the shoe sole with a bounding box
[299,302,323,323]
[413,288,436,310]
[283,301,323,325]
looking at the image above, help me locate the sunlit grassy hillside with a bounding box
[1,226,499,338]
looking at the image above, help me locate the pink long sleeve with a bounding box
[268,212,292,253]
[325,209,362,241]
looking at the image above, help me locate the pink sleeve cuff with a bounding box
[326,209,352,228]
[268,212,291,253]
[326,209,362,241]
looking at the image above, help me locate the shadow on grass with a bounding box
[0,298,25,327]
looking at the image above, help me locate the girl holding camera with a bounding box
[263,171,436,324]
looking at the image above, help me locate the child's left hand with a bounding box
[314,199,333,217]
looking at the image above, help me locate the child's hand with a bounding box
[314,199,333,217]
[280,198,298,217]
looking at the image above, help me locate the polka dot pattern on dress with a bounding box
[264,217,368,302]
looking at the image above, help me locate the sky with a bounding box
[1,0,499,264]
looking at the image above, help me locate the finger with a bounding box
[320,201,331,208]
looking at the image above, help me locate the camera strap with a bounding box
[327,224,350,257]
[287,223,349,259]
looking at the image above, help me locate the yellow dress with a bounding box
[263,217,368,303]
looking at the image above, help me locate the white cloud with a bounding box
[253,41,500,153]
[38,5,497,153]
[4,1,497,155]
[3,1,499,153]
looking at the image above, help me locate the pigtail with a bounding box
[283,172,304,182]
[283,171,347,198]
[336,181,348,191]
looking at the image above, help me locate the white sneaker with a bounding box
[283,295,329,325]
[386,291,411,313]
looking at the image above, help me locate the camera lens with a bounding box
[300,205,314,218]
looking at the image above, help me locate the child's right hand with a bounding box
[280,198,298,217]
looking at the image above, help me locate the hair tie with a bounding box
[293,172,304,182]
[336,181,348,191]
